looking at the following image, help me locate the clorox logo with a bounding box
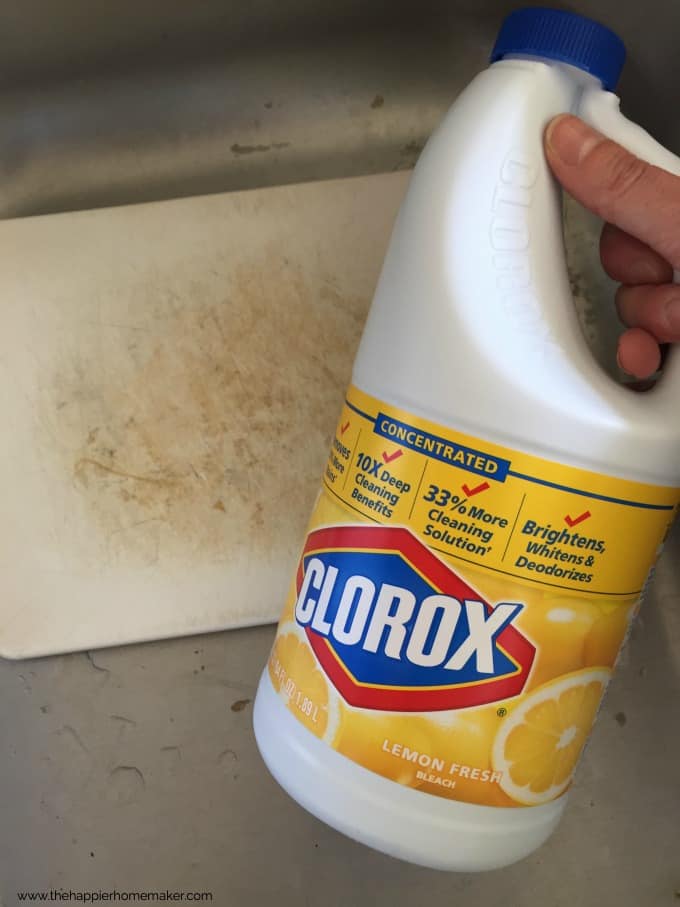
[295,525,535,711]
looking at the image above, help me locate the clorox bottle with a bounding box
[253,8,680,870]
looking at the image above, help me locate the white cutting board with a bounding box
[0,172,409,657]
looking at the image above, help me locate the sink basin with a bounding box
[2,0,679,220]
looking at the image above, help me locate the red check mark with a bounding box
[564,510,591,527]
[340,421,350,435]
[461,481,490,497]
[382,449,403,464]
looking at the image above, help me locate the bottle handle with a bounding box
[577,89,680,396]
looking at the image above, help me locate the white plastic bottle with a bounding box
[253,8,680,871]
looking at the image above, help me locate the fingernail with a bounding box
[546,115,602,166]
[664,296,680,333]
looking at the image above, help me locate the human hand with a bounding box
[544,114,680,379]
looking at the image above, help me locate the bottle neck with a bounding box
[497,54,604,90]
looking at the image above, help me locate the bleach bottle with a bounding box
[253,8,680,870]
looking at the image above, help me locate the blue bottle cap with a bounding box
[490,7,626,91]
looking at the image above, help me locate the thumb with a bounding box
[545,114,680,269]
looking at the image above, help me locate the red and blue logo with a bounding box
[295,525,535,711]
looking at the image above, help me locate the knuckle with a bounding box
[662,234,680,271]
[597,143,649,202]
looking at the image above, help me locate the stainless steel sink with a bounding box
[3,0,679,219]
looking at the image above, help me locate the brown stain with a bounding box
[401,140,424,157]
[43,254,368,569]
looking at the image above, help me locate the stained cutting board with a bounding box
[0,172,409,657]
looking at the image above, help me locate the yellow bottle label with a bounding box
[269,386,679,807]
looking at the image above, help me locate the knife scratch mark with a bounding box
[74,458,180,486]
